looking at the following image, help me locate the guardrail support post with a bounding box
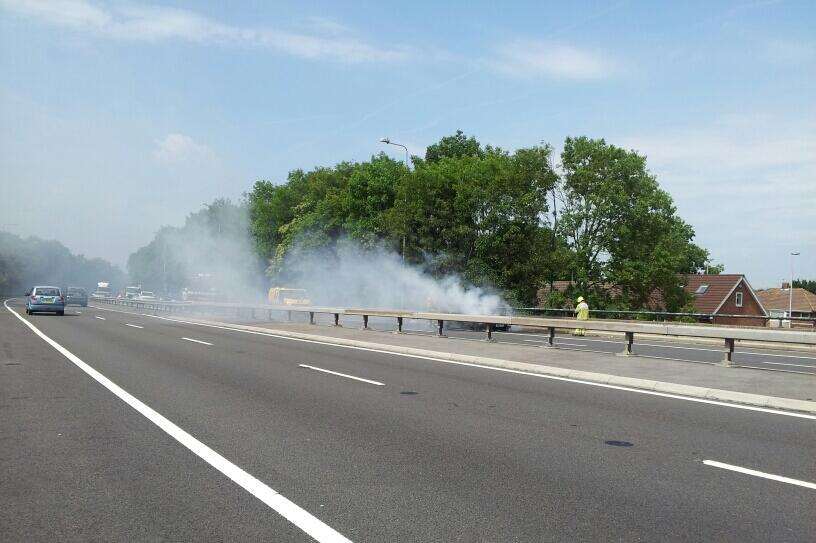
[309,311,315,325]
[485,323,494,342]
[619,331,634,356]
[437,320,445,337]
[547,327,555,347]
[722,338,735,367]
[287,310,292,322]
[362,315,369,330]
[333,313,340,327]
[397,316,404,333]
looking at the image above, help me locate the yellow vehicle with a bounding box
[268,287,311,306]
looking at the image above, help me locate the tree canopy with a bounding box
[0,231,126,294]
[793,279,816,295]
[128,131,715,309]
[242,132,714,308]
[555,136,709,309]
[127,199,266,299]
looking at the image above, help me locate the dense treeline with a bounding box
[793,279,816,295]
[0,231,126,294]
[127,199,266,299]
[246,132,713,309]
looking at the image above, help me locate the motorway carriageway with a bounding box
[2,299,815,542]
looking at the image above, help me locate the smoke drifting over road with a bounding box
[278,240,506,314]
[127,201,267,302]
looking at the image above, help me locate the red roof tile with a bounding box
[682,274,744,313]
[756,288,816,313]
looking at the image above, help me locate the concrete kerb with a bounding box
[154,313,816,415]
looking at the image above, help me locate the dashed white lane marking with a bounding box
[181,337,213,346]
[703,460,816,490]
[124,323,143,329]
[298,364,385,386]
[95,316,106,320]
[4,300,352,543]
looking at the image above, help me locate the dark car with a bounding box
[66,286,88,307]
[25,286,65,315]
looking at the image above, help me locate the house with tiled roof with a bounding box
[538,274,768,326]
[684,274,766,326]
[756,286,816,328]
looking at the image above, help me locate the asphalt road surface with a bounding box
[2,299,814,541]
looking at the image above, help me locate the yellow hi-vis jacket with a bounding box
[576,301,589,321]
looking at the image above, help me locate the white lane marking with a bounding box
[181,337,213,346]
[95,316,106,320]
[703,460,816,490]
[134,313,816,420]
[298,364,385,386]
[757,360,816,369]
[4,300,351,543]
[737,351,816,361]
[124,323,143,329]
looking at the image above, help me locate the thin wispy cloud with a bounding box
[488,40,615,80]
[153,133,213,164]
[0,0,410,63]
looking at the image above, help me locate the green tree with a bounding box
[0,231,126,292]
[425,130,484,162]
[128,199,265,298]
[399,142,556,304]
[793,278,816,294]
[0,253,23,293]
[244,132,714,310]
[556,137,708,310]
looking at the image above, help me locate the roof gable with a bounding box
[683,274,743,313]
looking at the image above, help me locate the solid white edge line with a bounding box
[703,460,816,490]
[299,364,385,386]
[95,316,106,320]
[124,323,143,329]
[181,337,213,346]
[105,309,816,420]
[4,300,351,543]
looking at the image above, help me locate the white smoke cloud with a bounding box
[278,240,506,315]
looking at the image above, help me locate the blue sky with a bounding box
[1,0,813,287]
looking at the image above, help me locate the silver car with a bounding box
[25,286,66,315]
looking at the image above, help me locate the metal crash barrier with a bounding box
[94,298,816,367]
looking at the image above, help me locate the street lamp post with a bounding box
[379,138,410,171]
[789,251,800,321]
[379,137,411,266]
